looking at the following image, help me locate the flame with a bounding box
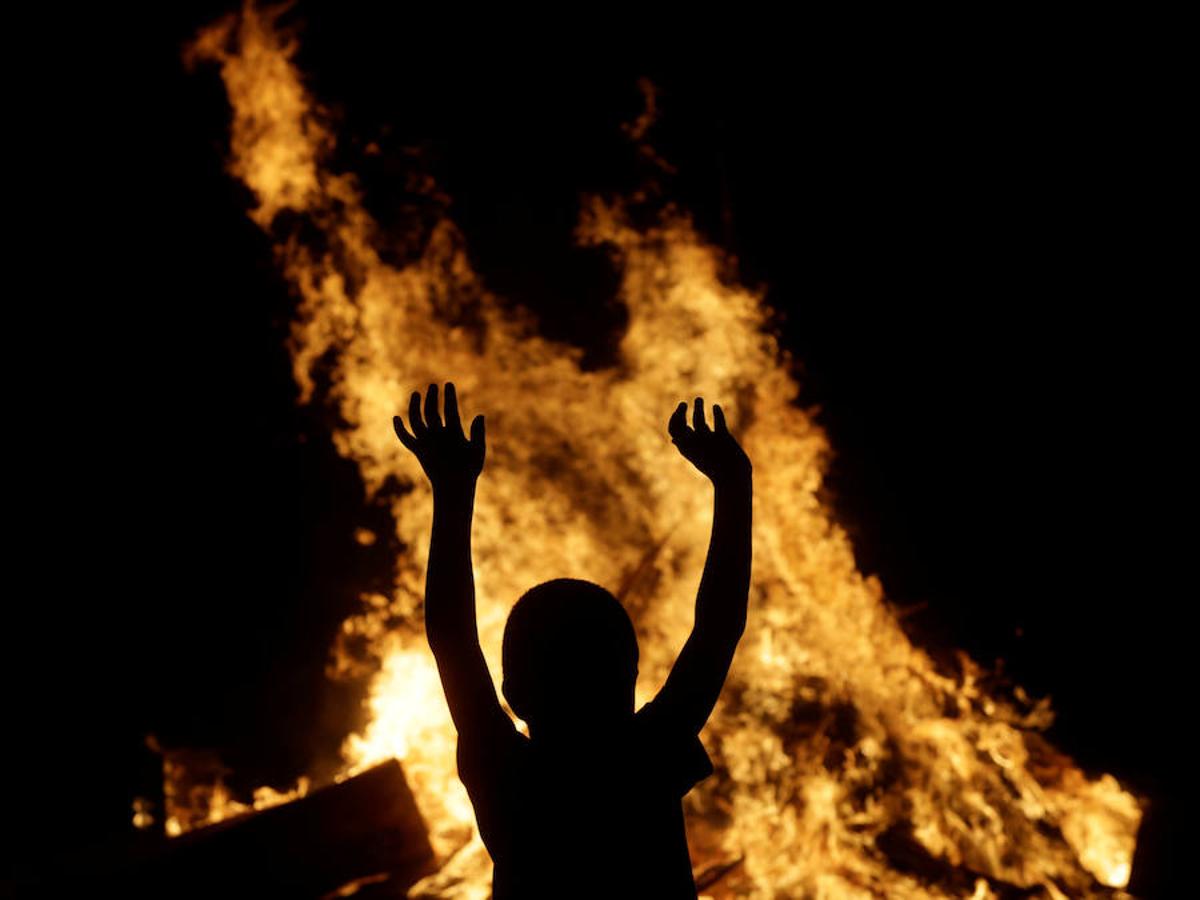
[158,746,311,836]
[182,5,1142,897]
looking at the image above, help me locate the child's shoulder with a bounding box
[633,699,715,795]
[455,718,526,788]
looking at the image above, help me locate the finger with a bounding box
[712,404,728,434]
[444,382,466,438]
[424,383,442,430]
[668,401,689,440]
[408,391,426,436]
[693,397,710,432]
[469,414,486,452]
[393,415,418,450]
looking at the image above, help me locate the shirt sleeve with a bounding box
[456,715,522,794]
[635,697,716,798]
[456,721,525,858]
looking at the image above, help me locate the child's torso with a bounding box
[467,719,706,899]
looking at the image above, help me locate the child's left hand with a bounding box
[668,398,751,486]
[394,382,486,491]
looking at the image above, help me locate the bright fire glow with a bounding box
[180,5,1142,897]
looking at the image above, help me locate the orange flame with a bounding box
[183,6,1141,897]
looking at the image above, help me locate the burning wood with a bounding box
[123,761,432,897]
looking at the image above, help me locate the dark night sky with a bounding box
[7,3,1181,886]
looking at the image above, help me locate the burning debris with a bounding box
[121,762,431,898]
[170,5,1143,897]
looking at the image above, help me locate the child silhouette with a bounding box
[394,383,752,899]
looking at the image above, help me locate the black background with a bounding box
[8,3,1180,888]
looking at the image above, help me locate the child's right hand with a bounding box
[394,382,486,491]
[668,398,752,485]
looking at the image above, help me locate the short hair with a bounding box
[501,579,639,720]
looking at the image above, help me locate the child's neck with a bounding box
[530,713,634,749]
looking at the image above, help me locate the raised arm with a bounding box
[650,398,752,737]
[394,383,512,739]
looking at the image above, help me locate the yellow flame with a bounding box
[161,744,311,835]
[183,5,1142,896]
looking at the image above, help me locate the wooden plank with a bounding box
[99,760,436,898]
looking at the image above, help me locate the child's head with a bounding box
[502,578,639,734]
